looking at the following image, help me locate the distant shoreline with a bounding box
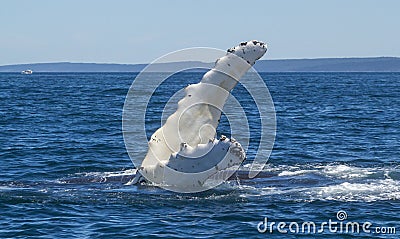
[1,57,400,72]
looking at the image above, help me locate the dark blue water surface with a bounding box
[0,72,399,238]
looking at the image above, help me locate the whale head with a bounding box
[227,40,267,65]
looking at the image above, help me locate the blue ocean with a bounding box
[0,72,399,238]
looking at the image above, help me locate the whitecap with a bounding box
[308,179,400,202]
[320,164,375,179]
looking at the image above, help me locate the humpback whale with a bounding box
[128,40,268,192]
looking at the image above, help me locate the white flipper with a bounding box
[136,40,267,191]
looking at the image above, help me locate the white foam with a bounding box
[243,163,384,179]
[237,163,400,202]
[320,164,375,179]
[236,179,400,202]
[309,179,400,202]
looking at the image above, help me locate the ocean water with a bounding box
[0,72,399,238]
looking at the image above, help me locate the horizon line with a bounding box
[1,56,400,67]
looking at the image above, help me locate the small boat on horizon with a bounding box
[21,69,33,74]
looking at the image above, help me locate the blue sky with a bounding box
[1,0,399,65]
